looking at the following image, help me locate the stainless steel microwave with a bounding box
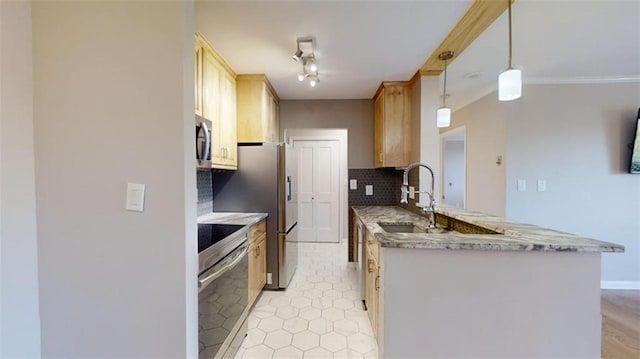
[196,115,212,170]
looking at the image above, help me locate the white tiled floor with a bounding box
[235,240,378,359]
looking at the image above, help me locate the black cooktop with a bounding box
[198,223,244,253]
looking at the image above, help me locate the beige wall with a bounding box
[455,82,639,284]
[33,2,197,356]
[383,249,601,357]
[505,83,640,284]
[0,2,42,356]
[446,91,507,216]
[420,76,443,206]
[280,100,373,168]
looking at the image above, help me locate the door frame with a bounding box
[439,126,467,208]
[284,129,348,242]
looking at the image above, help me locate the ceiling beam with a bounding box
[420,0,513,76]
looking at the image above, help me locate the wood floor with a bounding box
[602,290,640,359]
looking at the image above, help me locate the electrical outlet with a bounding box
[349,179,357,190]
[267,273,272,285]
[517,179,526,192]
[408,186,415,199]
[365,185,373,196]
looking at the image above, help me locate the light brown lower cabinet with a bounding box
[248,220,267,308]
[364,229,380,339]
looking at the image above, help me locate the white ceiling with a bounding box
[195,1,471,99]
[446,0,640,110]
[196,1,640,106]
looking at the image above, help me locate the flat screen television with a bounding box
[630,108,640,174]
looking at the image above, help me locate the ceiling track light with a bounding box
[292,49,303,62]
[498,0,522,101]
[309,76,319,87]
[437,51,453,128]
[293,36,320,87]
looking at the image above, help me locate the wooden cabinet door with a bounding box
[236,75,279,143]
[382,85,406,167]
[202,49,224,165]
[220,71,237,168]
[364,230,380,339]
[262,86,272,142]
[373,82,416,168]
[257,236,267,290]
[374,93,384,168]
[248,243,258,306]
[271,97,279,142]
[248,220,267,308]
[195,44,203,116]
[371,256,379,339]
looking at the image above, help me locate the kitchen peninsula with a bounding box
[353,205,624,358]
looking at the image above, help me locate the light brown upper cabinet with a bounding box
[373,82,418,168]
[195,33,237,170]
[236,75,280,143]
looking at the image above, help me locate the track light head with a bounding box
[309,77,319,87]
[298,74,306,82]
[292,49,303,62]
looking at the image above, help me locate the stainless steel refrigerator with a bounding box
[212,143,298,289]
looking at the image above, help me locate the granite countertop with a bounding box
[197,212,268,227]
[353,205,624,253]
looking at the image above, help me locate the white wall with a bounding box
[505,83,640,284]
[32,2,197,357]
[447,93,507,216]
[0,2,42,357]
[420,76,442,205]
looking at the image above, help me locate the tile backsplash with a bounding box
[348,168,402,261]
[197,171,213,216]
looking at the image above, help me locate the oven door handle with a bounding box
[200,121,211,162]
[198,243,248,292]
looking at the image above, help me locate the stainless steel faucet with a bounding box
[400,163,437,227]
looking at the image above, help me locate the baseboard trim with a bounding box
[601,281,640,290]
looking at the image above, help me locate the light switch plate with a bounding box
[537,180,546,192]
[365,185,373,196]
[349,179,357,190]
[126,183,146,212]
[408,186,415,199]
[517,179,526,192]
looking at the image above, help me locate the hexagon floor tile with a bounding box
[236,240,378,359]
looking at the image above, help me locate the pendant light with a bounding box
[437,51,453,128]
[498,0,522,101]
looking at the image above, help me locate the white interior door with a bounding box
[294,140,340,243]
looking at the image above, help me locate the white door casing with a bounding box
[294,140,340,243]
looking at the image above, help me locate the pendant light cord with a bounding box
[508,0,513,69]
[443,58,448,107]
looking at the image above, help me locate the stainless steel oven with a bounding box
[198,224,249,359]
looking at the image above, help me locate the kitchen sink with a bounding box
[377,222,449,234]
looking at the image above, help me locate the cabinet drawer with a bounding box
[249,220,266,243]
